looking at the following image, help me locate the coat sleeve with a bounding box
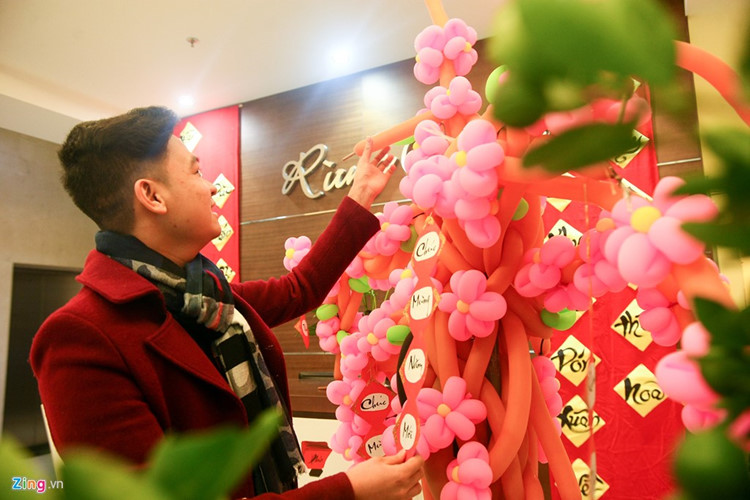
[232,196,380,327]
[247,472,355,500]
[30,310,165,465]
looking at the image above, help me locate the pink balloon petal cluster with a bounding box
[330,422,365,464]
[416,376,487,451]
[355,307,402,362]
[424,76,482,120]
[532,356,563,463]
[440,441,493,500]
[636,286,690,346]
[602,176,718,288]
[363,202,415,256]
[515,235,589,312]
[315,316,343,354]
[447,119,506,248]
[282,235,311,271]
[655,322,726,432]
[438,270,507,341]
[413,19,478,85]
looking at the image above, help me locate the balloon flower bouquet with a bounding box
[282,1,750,498]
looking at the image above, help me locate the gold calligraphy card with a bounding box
[614,364,667,417]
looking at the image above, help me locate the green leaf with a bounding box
[682,221,750,255]
[145,409,281,500]
[1,437,61,499]
[675,427,750,499]
[692,298,749,349]
[490,74,546,127]
[523,122,637,171]
[704,127,750,166]
[62,452,167,500]
[491,0,676,86]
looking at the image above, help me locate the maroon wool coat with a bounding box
[30,197,380,499]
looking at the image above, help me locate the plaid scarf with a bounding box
[95,231,305,493]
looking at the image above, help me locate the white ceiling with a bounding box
[0,0,507,144]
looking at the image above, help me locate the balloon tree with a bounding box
[282,0,750,498]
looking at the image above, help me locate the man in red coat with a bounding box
[30,106,424,499]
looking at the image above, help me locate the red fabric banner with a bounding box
[547,106,685,499]
[174,105,241,282]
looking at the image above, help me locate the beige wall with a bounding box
[0,127,97,430]
[687,0,750,306]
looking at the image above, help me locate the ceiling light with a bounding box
[178,95,195,108]
[329,46,353,67]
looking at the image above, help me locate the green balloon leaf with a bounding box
[400,225,419,253]
[512,198,530,220]
[540,308,577,331]
[348,276,371,294]
[386,324,411,345]
[315,303,339,321]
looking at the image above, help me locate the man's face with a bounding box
[159,135,221,248]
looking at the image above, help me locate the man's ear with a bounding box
[133,178,167,215]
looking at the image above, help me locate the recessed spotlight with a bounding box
[329,46,353,67]
[178,95,194,107]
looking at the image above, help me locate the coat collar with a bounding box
[78,250,244,410]
[78,250,166,306]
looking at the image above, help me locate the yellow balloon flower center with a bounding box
[381,222,391,232]
[596,217,616,232]
[413,141,421,150]
[437,403,452,417]
[456,150,467,167]
[285,248,295,259]
[401,268,414,279]
[343,395,352,406]
[415,55,421,63]
[457,300,470,314]
[631,206,662,233]
[367,333,379,345]
[452,466,461,483]
[344,448,352,460]
[464,41,472,53]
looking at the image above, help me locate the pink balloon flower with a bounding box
[635,286,687,346]
[340,330,370,379]
[532,356,563,463]
[330,422,365,464]
[363,202,416,256]
[316,316,342,354]
[603,176,719,288]
[439,270,507,341]
[355,307,401,362]
[283,236,311,271]
[442,19,479,77]
[573,220,628,297]
[402,119,450,173]
[413,25,445,84]
[407,155,459,218]
[452,119,503,199]
[417,376,487,451]
[440,441,493,500]
[424,76,482,120]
